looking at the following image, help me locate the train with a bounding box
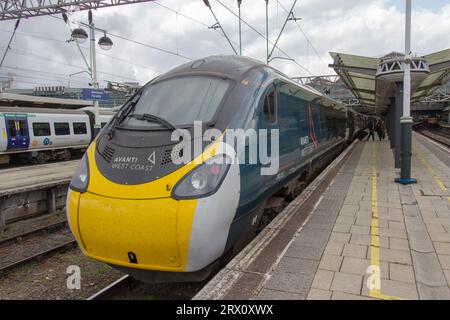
[66,55,366,283]
[0,107,114,165]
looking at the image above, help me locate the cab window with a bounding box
[263,85,277,124]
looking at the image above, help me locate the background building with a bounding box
[1,81,140,109]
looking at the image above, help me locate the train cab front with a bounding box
[66,73,241,282]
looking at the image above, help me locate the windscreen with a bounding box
[122,76,231,128]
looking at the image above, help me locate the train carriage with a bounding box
[0,107,113,165]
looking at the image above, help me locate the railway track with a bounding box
[0,221,78,276]
[87,275,137,300]
[86,275,208,300]
[414,124,450,148]
[0,220,69,247]
[0,239,77,276]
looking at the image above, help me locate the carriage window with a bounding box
[73,122,87,135]
[33,123,50,136]
[54,122,70,136]
[263,86,277,124]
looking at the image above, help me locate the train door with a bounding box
[258,82,279,182]
[5,115,30,150]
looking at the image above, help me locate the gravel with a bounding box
[0,248,124,300]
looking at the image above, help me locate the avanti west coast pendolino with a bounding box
[66,56,366,283]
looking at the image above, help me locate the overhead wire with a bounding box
[214,0,313,75]
[48,15,193,61]
[151,1,259,59]
[0,28,161,75]
[0,72,87,85]
[276,0,329,73]
[0,46,139,82]
[0,18,20,68]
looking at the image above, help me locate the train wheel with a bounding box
[34,152,46,164]
[61,150,71,161]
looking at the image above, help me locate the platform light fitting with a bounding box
[71,28,88,44]
[98,33,113,51]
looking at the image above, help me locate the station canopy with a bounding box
[329,49,450,114]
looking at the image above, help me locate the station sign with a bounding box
[82,88,109,101]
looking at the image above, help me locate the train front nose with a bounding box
[66,141,241,274]
[66,144,199,272]
[70,191,196,271]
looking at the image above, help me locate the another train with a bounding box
[67,56,366,283]
[0,107,114,165]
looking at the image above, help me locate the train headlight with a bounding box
[191,172,208,190]
[69,154,90,193]
[172,154,231,200]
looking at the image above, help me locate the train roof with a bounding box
[158,55,266,81]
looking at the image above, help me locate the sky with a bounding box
[0,0,449,89]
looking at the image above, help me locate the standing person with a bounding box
[376,120,385,141]
[367,118,375,141]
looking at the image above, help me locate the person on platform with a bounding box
[367,118,375,141]
[376,119,385,141]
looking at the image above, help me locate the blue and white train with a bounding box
[0,107,114,165]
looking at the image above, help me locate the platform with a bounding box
[0,160,78,196]
[0,161,78,228]
[195,133,450,300]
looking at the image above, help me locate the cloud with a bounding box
[0,0,449,88]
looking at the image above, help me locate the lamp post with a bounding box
[63,9,113,137]
[265,0,269,64]
[395,0,416,185]
[237,0,242,55]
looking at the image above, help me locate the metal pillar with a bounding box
[89,19,101,137]
[388,98,395,149]
[395,0,416,184]
[265,0,269,64]
[238,0,242,55]
[394,82,402,169]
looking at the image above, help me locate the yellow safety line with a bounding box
[368,143,406,300]
[413,144,450,204]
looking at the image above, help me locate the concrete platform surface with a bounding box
[195,134,450,300]
[0,160,78,196]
